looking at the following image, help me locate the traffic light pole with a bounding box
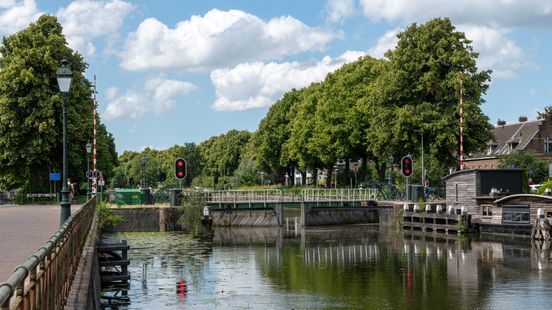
[405,176,409,201]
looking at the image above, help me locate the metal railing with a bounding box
[204,188,379,209]
[206,189,283,209]
[0,197,97,309]
[302,189,378,203]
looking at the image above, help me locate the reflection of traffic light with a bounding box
[401,156,413,177]
[175,158,187,180]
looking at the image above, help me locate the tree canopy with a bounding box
[0,15,117,191]
[198,130,252,177]
[254,17,494,185]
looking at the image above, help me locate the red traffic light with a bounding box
[175,158,187,180]
[401,156,413,177]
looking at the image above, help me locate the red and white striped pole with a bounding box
[92,75,98,193]
[459,79,464,170]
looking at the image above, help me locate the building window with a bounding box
[545,138,552,153]
[502,205,530,224]
[547,211,552,219]
[482,205,492,216]
[455,184,458,201]
[508,142,519,153]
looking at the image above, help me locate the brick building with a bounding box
[464,116,552,169]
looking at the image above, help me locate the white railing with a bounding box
[206,189,283,203]
[204,188,378,208]
[302,189,378,203]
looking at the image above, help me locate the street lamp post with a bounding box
[140,156,148,188]
[85,141,92,200]
[56,59,73,226]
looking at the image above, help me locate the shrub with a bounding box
[97,202,122,230]
[178,190,206,235]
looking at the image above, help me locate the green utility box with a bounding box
[407,184,425,202]
[116,189,143,205]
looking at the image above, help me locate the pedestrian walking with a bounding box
[68,178,75,201]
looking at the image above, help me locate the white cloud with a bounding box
[57,0,133,57]
[103,78,197,120]
[367,28,399,58]
[120,9,335,72]
[210,50,365,111]
[0,0,42,35]
[324,0,355,23]
[145,78,198,113]
[459,25,525,78]
[359,0,552,27]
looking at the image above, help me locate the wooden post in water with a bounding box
[532,209,551,240]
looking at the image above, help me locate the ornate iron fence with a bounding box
[0,197,97,309]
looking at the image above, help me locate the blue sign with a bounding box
[49,173,61,181]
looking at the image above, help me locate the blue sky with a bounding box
[2,0,552,152]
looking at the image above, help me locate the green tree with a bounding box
[498,150,548,184]
[253,89,301,182]
[314,56,386,182]
[232,156,260,186]
[381,17,494,170]
[158,143,203,186]
[110,143,203,189]
[199,130,252,177]
[0,15,116,191]
[285,83,326,185]
[95,123,118,181]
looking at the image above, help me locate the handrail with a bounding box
[203,189,378,206]
[0,197,97,309]
[302,189,378,202]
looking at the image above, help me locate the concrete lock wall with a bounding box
[107,206,184,232]
[210,205,283,227]
[301,203,380,226]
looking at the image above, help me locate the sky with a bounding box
[2,0,552,153]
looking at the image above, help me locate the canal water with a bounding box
[101,225,552,309]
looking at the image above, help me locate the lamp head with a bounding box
[56,59,73,93]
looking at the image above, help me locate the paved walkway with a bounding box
[0,204,82,282]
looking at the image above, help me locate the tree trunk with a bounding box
[288,165,295,187]
[376,160,387,182]
[301,170,307,186]
[325,167,333,188]
[345,159,351,188]
[358,156,368,183]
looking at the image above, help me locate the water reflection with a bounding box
[102,226,552,309]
